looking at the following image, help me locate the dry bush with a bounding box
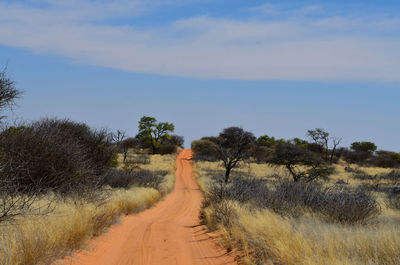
[206,176,380,224]
[0,154,176,265]
[195,160,400,265]
[103,169,168,190]
[386,187,400,210]
[319,187,380,224]
[265,180,324,217]
[0,120,109,222]
[381,170,400,182]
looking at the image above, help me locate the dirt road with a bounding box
[64,149,237,265]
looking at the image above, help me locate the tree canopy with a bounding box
[136,116,175,153]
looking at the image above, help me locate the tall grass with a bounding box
[195,160,400,265]
[0,154,176,265]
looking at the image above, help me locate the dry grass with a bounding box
[195,161,400,265]
[0,153,176,265]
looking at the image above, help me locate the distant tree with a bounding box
[307,128,341,164]
[350,141,377,154]
[197,127,256,184]
[270,142,333,182]
[112,129,127,148]
[0,69,21,120]
[257,135,285,147]
[170,135,184,148]
[120,137,138,162]
[136,116,175,154]
[372,150,400,168]
[291,138,309,149]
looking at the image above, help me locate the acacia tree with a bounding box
[307,128,341,164]
[193,127,256,184]
[0,69,21,120]
[136,116,175,154]
[270,142,332,182]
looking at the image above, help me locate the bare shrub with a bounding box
[319,187,380,224]
[225,177,269,204]
[0,180,51,223]
[103,169,167,189]
[265,180,324,217]
[380,170,400,182]
[0,124,98,195]
[213,200,236,228]
[0,119,116,222]
[351,168,377,180]
[205,176,380,224]
[385,187,400,210]
[32,118,116,173]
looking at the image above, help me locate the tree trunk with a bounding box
[286,165,299,182]
[224,167,231,184]
[123,151,127,163]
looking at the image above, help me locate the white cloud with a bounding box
[0,1,399,81]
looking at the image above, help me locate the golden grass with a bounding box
[195,161,400,265]
[0,153,176,265]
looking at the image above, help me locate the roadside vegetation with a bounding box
[0,70,183,265]
[192,127,400,265]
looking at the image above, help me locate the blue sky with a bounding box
[0,0,399,150]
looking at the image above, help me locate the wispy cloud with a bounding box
[0,1,399,81]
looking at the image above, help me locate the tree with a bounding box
[158,134,185,154]
[120,137,138,162]
[207,127,256,184]
[270,142,333,182]
[350,141,377,154]
[112,129,127,148]
[170,135,184,148]
[307,128,341,164]
[0,69,21,120]
[191,138,220,161]
[136,116,175,154]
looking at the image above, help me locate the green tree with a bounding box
[136,116,175,154]
[350,141,377,154]
[257,135,285,147]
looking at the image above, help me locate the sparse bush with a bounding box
[212,200,236,228]
[205,176,380,224]
[266,180,324,217]
[320,187,380,224]
[380,170,400,182]
[103,169,167,189]
[226,177,269,204]
[385,187,400,210]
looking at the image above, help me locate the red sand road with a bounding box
[63,149,237,265]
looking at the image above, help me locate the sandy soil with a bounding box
[62,149,237,265]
